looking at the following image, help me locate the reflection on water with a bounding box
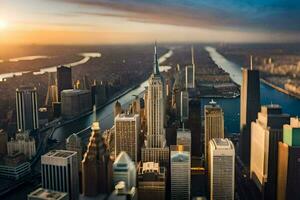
[9,55,50,62]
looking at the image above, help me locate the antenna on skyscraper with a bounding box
[250,55,253,70]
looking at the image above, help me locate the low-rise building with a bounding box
[27,188,69,200]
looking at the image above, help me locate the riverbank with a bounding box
[260,78,300,99]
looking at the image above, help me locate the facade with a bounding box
[61,89,92,119]
[250,104,290,200]
[114,114,140,162]
[27,188,69,200]
[142,43,169,167]
[57,66,72,102]
[114,101,122,117]
[277,117,300,200]
[0,129,8,155]
[137,162,166,200]
[170,145,191,200]
[16,86,39,132]
[185,46,196,89]
[82,121,108,196]
[188,99,202,157]
[41,150,79,200]
[7,131,36,160]
[176,128,191,147]
[0,152,31,180]
[66,134,83,171]
[240,67,260,167]
[180,90,189,122]
[209,138,235,200]
[204,100,224,162]
[107,181,137,200]
[113,151,136,189]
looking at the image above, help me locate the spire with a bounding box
[153,41,160,75]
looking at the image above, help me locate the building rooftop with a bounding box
[61,89,90,96]
[44,150,77,159]
[115,113,139,121]
[211,138,234,150]
[113,152,134,168]
[28,188,68,200]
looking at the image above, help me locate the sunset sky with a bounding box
[0,0,300,44]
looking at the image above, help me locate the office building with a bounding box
[113,151,136,189]
[250,104,290,200]
[177,128,191,147]
[185,46,195,89]
[16,86,39,132]
[57,66,72,102]
[7,131,36,160]
[188,99,202,157]
[142,43,169,167]
[180,90,189,122]
[277,117,300,200]
[0,152,31,180]
[107,181,137,200]
[66,134,83,171]
[240,61,260,167]
[27,188,69,200]
[0,130,8,155]
[204,100,224,162]
[114,101,122,117]
[137,162,166,200]
[209,138,235,200]
[61,89,92,119]
[41,150,79,200]
[114,114,140,162]
[170,145,191,200]
[82,121,108,196]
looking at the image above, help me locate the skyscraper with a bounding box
[170,145,191,200]
[240,58,260,168]
[114,101,122,117]
[188,99,202,157]
[141,43,169,167]
[185,46,195,89]
[209,138,235,200]
[0,130,8,155]
[114,114,140,162]
[277,117,300,200]
[113,151,136,189]
[137,162,166,200]
[82,121,108,196]
[16,86,39,132]
[41,150,79,200]
[204,100,224,162]
[180,90,189,122]
[250,104,290,200]
[66,134,83,171]
[57,66,72,102]
[176,128,191,147]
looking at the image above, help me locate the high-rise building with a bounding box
[176,128,191,147]
[41,150,79,200]
[142,43,169,167]
[188,99,202,157]
[113,151,136,189]
[209,138,235,200]
[66,134,83,171]
[170,145,191,200]
[108,181,137,200]
[114,101,122,117]
[180,90,189,122]
[7,131,36,160]
[0,130,8,155]
[185,46,195,89]
[114,114,140,162]
[16,86,39,132]
[82,121,108,196]
[277,117,300,200]
[57,66,72,102]
[27,188,69,200]
[61,89,92,119]
[240,59,260,168]
[137,162,166,200]
[250,104,290,200]
[204,100,224,162]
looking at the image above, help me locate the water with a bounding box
[205,46,300,134]
[9,56,50,62]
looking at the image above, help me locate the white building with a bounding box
[41,150,79,200]
[114,114,140,162]
[7,131,36,160]
[170,145,191,200]
[113,151,136,189]
[204,100,224,162]
[209,138,235,200]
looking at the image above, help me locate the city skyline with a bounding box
[1,0,300,44]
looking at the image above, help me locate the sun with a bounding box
[0,20,8,30]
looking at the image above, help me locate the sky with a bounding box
[0,0,300,44]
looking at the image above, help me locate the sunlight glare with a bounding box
[0,20,8,30]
